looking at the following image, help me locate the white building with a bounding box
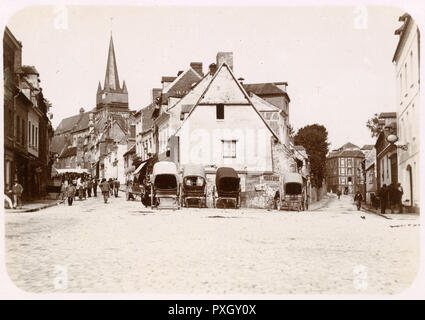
[393,13,420,212]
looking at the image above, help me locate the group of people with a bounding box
[60,176,121,206]
[5,179,24,209]
[377,183,404,214]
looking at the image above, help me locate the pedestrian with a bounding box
[77,177,83,200]
[108,178,114,196]
[100,178,110,203]
[379,184,388,214]
[87,178,93,198]
[93,178,98,197]
[354,191,363,211]
[389,183,398,213]
[83,179,88,199]
[12,179,24,209]
[60,180,67,202]
[114,178,120,197]
[396,183,404,213]
[66,182,76,206]
[337,189,341,200]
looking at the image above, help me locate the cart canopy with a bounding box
[183,164,206,178]
[216,167,240,192]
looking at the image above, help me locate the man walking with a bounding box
[93,177,98,197]
[12,179,24,209]
[87,178,93,198]
[354,191,363,211]
[379,184,388,214]
[66,182,76,206]
[337,189,341,200]
[114,178,120,197]
[100,178,110,204]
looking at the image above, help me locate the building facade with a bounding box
[326,142,365,194]
[393,13,420,212]
[3,27,54,200]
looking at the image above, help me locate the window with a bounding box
[216,104,224,120]
[21,119,25,144]
[28,121,31,146]
[340,167,346,175]
[222,140,236,158]
[340,158,345,166]
[347,168,353,175]
[36,127,38,149]
[16,115,20,142]
[347,158,353,167]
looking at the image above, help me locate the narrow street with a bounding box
[4,193,419,295]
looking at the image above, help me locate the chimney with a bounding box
[177,70,184,76]
[216,52,233,71]
[190,62,203,77]
[161,76,176,90]
[152,88,162,104]
[79,107,85,114]
[238,77,245,85]
[208,63,217,76]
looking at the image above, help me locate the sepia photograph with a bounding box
[1,1,423,299]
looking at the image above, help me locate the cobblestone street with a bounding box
[4,194,420,295]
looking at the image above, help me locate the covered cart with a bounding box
[274,172,305,211]
[181,164,207,208]
[212,167,241,209]
[150,161,181,210]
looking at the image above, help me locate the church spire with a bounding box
[104,34,120,91]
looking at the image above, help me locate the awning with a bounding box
[55,168,89,175]
[133,161,147,175]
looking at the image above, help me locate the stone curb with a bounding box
[5,200,63,213]
[360,205,392,219]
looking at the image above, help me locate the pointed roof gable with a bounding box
[104,34,120,91]
[198,65,249,105]
[175,62,280,141]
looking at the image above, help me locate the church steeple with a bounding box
[96,33,129,110]
[104,34,120,91]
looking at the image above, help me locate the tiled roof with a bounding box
[59,146,77,158]
[162,68,203,102]
[141,103,155,132]
[243,82,286,96]
[341,142,359,149]
[328,149,365,159]
[161,76,177,83]
[51,134,68,154]
[55,112,90,134]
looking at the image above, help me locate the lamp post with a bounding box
[386,134,408,151]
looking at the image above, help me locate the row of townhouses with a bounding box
[361,13,419,213]
[51,33,311,208]
[3,27,54,200]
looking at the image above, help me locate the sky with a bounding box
[5,5,405,150]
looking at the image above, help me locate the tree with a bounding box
[294,124,330,188]
[366,113,383,138]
